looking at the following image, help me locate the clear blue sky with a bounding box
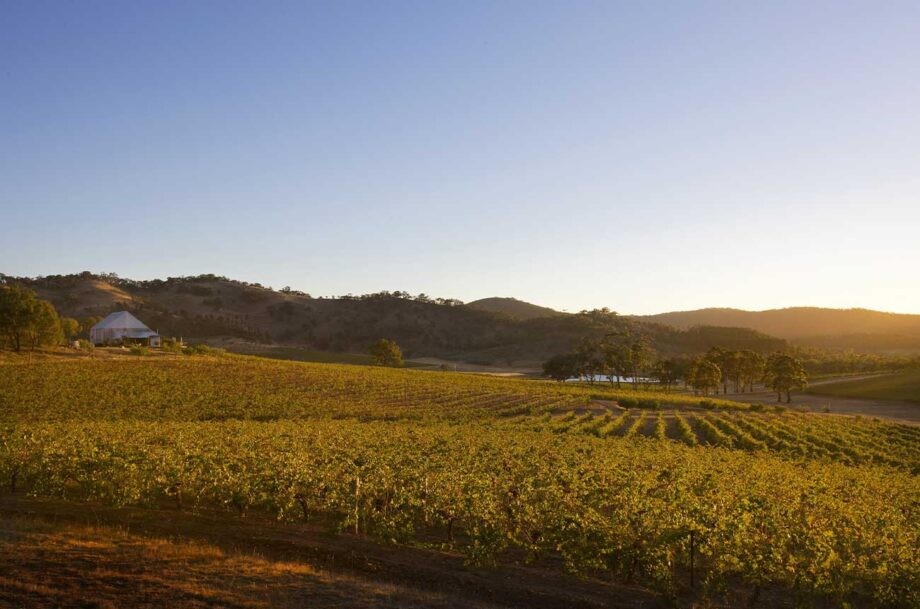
[3,1,919,314]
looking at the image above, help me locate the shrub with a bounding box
[618,397,639,409]
[369,339,403,367]
[129,345,150,356]
[749,402,765,412]
[638,398,661,410]
[184,344,223,356]
[161,338,184,354]
[699,399,717,410]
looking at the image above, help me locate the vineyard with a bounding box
[0,355,918,607]
[510,410,920,472]
[0,356,745,423]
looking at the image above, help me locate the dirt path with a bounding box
[805,373,893,387]
[0,495,665,609]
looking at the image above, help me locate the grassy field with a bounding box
[806,370,920,402]
[225,344,380,365]
[223,343,433,368]
[0,354,917,608]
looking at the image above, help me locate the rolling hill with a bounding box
[466,297,563,320]
[3,272,785,365]
[636,307,920,352]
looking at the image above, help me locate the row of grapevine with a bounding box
[690,415,734,448]
[673,413,698,446]
[510,409,919,472]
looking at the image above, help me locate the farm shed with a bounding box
[90,311,161,347]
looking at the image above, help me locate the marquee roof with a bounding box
[91,311,154,332]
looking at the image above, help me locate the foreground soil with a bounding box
[0,495,666,609]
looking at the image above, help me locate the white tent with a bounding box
[90,311,161,346]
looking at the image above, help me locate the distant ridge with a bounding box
[465,297,563,320]
[635,307,920,350]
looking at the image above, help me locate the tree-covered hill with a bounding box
[2,272,787,366]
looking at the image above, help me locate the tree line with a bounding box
[543,339,809,402]
[3,272,472,307]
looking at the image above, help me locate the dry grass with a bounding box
[805,370,920,402]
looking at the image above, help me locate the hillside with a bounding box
[637,307,920,352]
[466,297,563,320]
[3,272,786,365]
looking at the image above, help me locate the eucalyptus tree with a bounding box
[764,353,808,403]
[689,358,722,396]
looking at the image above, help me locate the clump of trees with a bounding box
[0,283,89,353]
[542,339,809,401]
[0,281,86,352]
[369,339,403,367]
[677,348,807,400]
[649,358,683,392]
[699,348,767,394]
[687,358,722,395]
[0,285,72,352]
[542,333,664,390]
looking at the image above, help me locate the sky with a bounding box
[2,1,919,315]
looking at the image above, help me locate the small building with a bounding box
[90,311,161,347]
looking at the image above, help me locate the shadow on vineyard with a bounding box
[0,355,918,608]
[0,496,664,609]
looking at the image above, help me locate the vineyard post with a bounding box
[295,492,309,522]
[689,529,695,590]
[422,476,429,525]
[354,475,361,535]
